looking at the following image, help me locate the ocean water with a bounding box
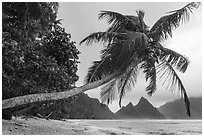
[85,119,202,135]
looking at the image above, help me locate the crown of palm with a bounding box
[80,2,200,116]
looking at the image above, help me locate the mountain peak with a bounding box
[137,96,154,108]
[126,102,134,108]
[140,96,146,101]
[138,96,148,103]
[115,96,165,119]
[158,97,202,119]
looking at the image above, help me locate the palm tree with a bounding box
[3,2,200,116]
[79,2,201,116]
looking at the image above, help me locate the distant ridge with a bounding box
[115,97,165,119]
[158,97,202,119]
[60,93,118,119]
[33,93,117,120]
[33,94,201,120]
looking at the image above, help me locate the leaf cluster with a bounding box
[2,2,80,101]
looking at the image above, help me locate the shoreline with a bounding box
[2,117,201,135]
[2,117,133,135]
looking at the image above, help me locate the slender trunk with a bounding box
[2,72,118,109]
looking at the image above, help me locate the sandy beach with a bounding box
[2,117,202,135]
[2,117,131,135]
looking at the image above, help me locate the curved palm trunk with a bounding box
[2,72,118,109]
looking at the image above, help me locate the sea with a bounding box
[83,119,202,135]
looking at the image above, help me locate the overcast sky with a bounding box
[57,2,202,112]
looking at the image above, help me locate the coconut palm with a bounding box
[80,2,200,116]
[3,2,200,116]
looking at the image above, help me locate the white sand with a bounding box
[2,117,132,135]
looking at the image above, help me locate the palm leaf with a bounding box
[156,44,189,73]
[98,31,148,73]
[99,11,141,32]
[156,61,190,116]
[99,11,130,31]
[141,57,157,96]
[150,2,200,41]
[99,11,127,24]
[80,32,115,45]
[100,52,140,107]
[115,31,148,70]
[100,78,118,105]
[80,31,127,45]
[120,31,148,56]
[84,58,114,84]
[118,63,139,107]
[135,10,149,32]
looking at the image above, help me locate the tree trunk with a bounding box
[2,72,118,109]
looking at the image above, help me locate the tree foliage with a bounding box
[2,2,80,100]
[80,2,201,116]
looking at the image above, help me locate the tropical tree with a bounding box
[2,2,80,117]
[2,2,200,116]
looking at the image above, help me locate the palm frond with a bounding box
[100,52,140,107]
[99,11,140,32]
[118,64,139,107]
[84,57,116,84]
[115,31,148,70]
[99,31,148,72]
[136,10,145,19]
[157,44,189,73]
[124,31,148,56]
[99,11,127,24]
[135,10,149,32]
[140,57,157,96]
[124,15,141,32]
[100,78,118,105]
[80,31,127,45]
[99,11,129,31]
[156,61,191,116]
[150,2,200,41]
[84,60,104,83]
[83,31,147,84]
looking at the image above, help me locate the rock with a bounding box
[115,96,165,119]
[36,93,117,119]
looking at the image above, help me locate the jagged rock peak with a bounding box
[126,102,134,107]
[138,96,150,104]
[115,96,165,119]
[140,96,147,101]
[137,96,154,108]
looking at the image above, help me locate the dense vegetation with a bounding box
[2,2,80,119]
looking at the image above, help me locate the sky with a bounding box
[57,2,202,112]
